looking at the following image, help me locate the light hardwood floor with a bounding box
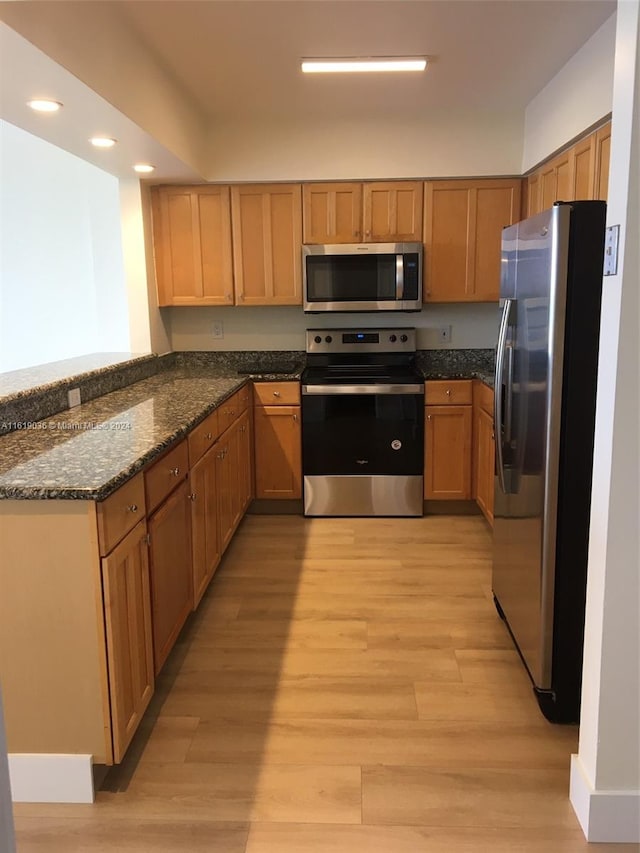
[13,515,630,852]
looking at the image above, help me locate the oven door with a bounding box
[301,383,424,516]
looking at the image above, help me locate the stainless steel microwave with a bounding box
[303,242,423,313]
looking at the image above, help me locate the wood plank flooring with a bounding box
[13,514,629,851]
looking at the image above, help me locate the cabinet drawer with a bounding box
[188,409,220,466]
[425,379,473,405]
[145,440,189,514]
[474,380,494,417]
[253,381,301,405]
[97,473,146,557]
[217,388,246,434]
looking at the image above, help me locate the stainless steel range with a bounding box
[301,327,424,517]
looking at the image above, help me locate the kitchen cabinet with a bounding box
[253,382,301,499]
[472,380,495,525]
[101,519,154,762]
[237,409,253,515]
[594,122,611,201]
[423,179,521,302]
[145,443,193,674]
[189,444,221,609]
[151,185,233,307]
[424,380,473,499]
[231,183,303,305]
[523,120,611,215]
[302,182,362,243]
[303,180,423,243]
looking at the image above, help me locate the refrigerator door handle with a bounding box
[494,298,514,494]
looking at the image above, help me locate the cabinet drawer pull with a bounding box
[170,467,181,477]
[446,389,451,396]
[273,390,281,397]
[127,503,138,513]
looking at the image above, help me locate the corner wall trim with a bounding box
[570,754,640,843]
[8,754,94,803]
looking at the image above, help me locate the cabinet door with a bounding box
[151,186,233,306]
[254,405,301,499]
[424,405,472,499]
[594,122,611,201]
[101,520,154,762]
[148,479,193,674]
[237,410,254,515]
[570,134,596,200]
[472,181,521,300]
[362,181,423,241]
[231,184,302,305]
[424,180,520,302]
[475,407,495,525]
[189,447,220,609]
[302,183,362,243]
[525,173,541,217]
[215,428,237,554]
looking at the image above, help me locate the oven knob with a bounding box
[400,334,408,342]
[389,334,397,343]
[314,335,322,344]
[325,335,332,343]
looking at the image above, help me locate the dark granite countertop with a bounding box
[0,348,492,501]
[0,368,250,501]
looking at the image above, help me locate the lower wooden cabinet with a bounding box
[189,445,221,609]
[253,382,302,499]
[472,380,495,526]
[147,477,193,674]
[237,410,253,514]
[424,405,473,499]
[101,520,154,762]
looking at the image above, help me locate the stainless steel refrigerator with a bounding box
[492,200,606,723]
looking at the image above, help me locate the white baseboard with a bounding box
[570,754,640,843]
[8,754,94,803]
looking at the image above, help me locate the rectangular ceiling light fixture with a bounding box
[301,57,427,74]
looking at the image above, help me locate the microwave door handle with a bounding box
[494,298,514,494]
[396,255,404,299]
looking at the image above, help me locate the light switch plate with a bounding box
[603,225,620,276]
[67,388,81,408]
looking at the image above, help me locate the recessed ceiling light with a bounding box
[301,57,427,74]
[133,163,155,173]
[90,137,117,148]
[27,99,63,112]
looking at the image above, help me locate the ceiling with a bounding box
[0,0,616,180]
[119,0,615,120]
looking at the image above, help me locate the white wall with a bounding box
[522,14,616,172]
[0,121,130,372]
[569,0,640,842]
[208,110,524,182]
[169,303,499,352]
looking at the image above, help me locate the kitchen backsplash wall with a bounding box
[169,303,500,352]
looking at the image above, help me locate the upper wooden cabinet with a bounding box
[423,179,521,302]
[594,123,611,201]
[303,181,423,243]
[151,185,233,307]
[303,182,362,242]
[524,120,611,216]
[231,184,303,306]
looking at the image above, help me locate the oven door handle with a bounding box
[302,384,425,395]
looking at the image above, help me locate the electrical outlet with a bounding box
[212,321,224,339]
[67,388,81,408]
[437,325,452,344]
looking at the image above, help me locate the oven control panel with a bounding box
[306,328,416,354]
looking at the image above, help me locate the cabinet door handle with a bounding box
[427,414,432,421]
[293,413,298,422]
[127,503,138,513]
[170,467,180,476]
[206,432,212,440]
[189,493,197,502]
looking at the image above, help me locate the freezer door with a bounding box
[492,206,570,689]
